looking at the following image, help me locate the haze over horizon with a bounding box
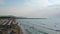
[0,0,60,18]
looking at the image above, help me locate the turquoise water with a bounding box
[16,18,60,34]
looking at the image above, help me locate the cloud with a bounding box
[0,0,60,18]
[16,6,60,18]
[23,0,60,10]
[48,0,60,5]
[23,0,48,10]
[23,5,60,18]
[0,5,60,18]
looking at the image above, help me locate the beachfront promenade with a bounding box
[0,18,23,34]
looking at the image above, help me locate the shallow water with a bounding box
[16,18,60,34]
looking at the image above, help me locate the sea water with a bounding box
[16,18,60,34]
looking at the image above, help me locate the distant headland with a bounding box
[0,16,47,19]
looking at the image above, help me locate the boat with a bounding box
[0,16,23,34]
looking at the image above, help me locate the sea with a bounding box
[16,18,60,34]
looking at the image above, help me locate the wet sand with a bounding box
[20,25,29,34]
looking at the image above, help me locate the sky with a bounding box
[0,0,60,18]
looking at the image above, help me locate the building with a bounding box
[0,16,23,34]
